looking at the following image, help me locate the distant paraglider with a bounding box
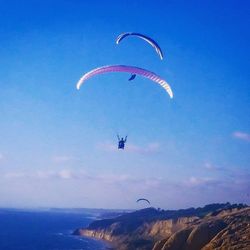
[137,198,151,205]
[117,135,127,150]
[76,65,173,98]
[116,32,164,60]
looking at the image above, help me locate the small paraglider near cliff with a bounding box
[137,198,151,205]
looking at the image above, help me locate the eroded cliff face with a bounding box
[74,216,199,250]
[74,204,250,250]
[201,208,250,250]
[147,217,199,240]
[74,228,115,242]
[153,207,250,250]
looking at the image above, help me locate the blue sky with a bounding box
[0,0,249,209]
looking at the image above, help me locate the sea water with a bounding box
[0,209,110,250]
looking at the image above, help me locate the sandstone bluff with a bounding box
[74,203,250,250]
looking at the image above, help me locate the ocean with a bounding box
[0,209,110,250]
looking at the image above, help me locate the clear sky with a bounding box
[0,0,249,209]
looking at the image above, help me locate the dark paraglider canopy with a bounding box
[116,32,164,60]
[136,198,151,205]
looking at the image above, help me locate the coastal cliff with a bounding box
[73,203,250,250]
[153,207,250,250]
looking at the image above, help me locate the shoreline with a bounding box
[73,231,115,250]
